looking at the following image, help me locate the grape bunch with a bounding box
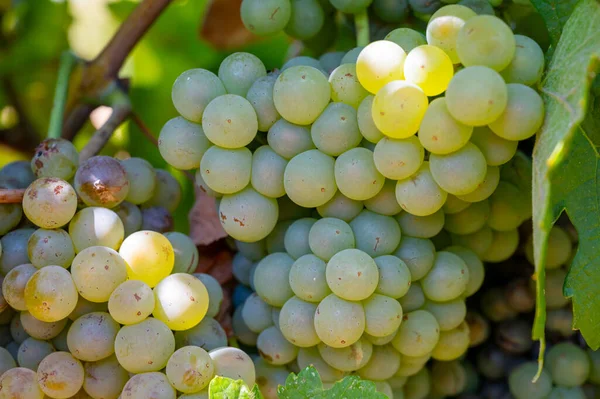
[0,142,256,399]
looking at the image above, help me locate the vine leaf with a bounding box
[208,376,265,399]
[532,0,600,365]
[530,0,580,47]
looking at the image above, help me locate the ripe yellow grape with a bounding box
[404,45,454,96]
[119,231,174,288]
[356,41,407,94]
[372,81,429,139]
[426,5,477,64]
[24,266,78,322]
[153,273,209,331]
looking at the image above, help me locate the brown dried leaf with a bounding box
[200,0,258,50]
[189,186,228,246]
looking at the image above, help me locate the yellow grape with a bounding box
[372,81,429,139]
[404,45,454,96]
[153,273,209,331]
[356,41,406,94]
[24,266,78,322]
[119,231,174,288]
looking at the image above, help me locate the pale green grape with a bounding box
[445,66,507,126]
[235,241,266,262]
[364,179,402,216]
[5,341,20,361]
[108,280,155,325]
[455,165,499,203]
[253,253,294,307]
[374,136,424,180]
[218,52,266,96]
[37,351,84,398]
[247,74,280,132]
[67,312,119,362]
[341,46,365,64]
[271,307,280,330]
[200,146,251,195]
[525,226,572,269]
[429,142,487,196]
[422,251,469,301]
[11,313,31,343]
[232,306,258,346]
[487,181,529,231]
[284,149,337,208]
[273,66,330,125]
[242,293,273,333]
[0,367,45,398]
[71,247,128,303]
[393,237,436,281]
[121,372,176,399]
[450,225,492,258]
[403,368,431,399]
[0,346,16,374]
[443,195,470,214]
[396,210,445,239]
[372,0,409,22]
[74,157,129,208]
[193,273,223,318]
[508,362,552,399]
[279,296,320,347]
[311,103,362,156]
[385,28,427,52]
[357,41,406,94]
[285,0,324,40]
[405,45,454,96]
[83,355,129,399]
[69,207,124,253]
[431,360,466,396]
[445,246,484,297]
[153,273,209,331]
[251,146,287,199]
[357,96,384,144]
[316,191,363,222]
[320,51,344,74]
[456,15,515,71]
[0,229,33,276]
[24,266,78,322]
[409,0,442,14]
[350,210,401,257]
[3,264,37,311]
[289,254,331,303]
[547,342,590,387]
[67,296,107,322]
[166,346,214,393]
[241,0,291,35]
[545,387,587,399]
[119,157,157,205]
[357,344,401,381]
[330,0,373,13]
[284,218,317,259]
[144,169,182,212]
[175,317,227,351]
[112,203,141,239]
[588,349,600,384]
[115,318,175,373]
[488,83,545,141]
[470,126,518,166]
[267,119,315,160]
[0,197,22,236]
[364,294,402,337]
[209,347,256,386]
[283,56,327,75]
[163,232,199,274]
[23,178,77,229]
[392,310,440,356]
[254,358,289,399]
[458,0,494,14]
[308,218,355,261]
[219,187,279,242]
[171,68,226,123]
[296,347,346,382]
[501,35,545,86]
[372,81,428,139]
[424,298,466,331]
[418,97,473,155]
[202,95,258,149]
[374,255,411,299]
[481,228,519,262]
[396,162,448,216]
[17,337,54,371]
[31,138,79,180]
[20,312,67,340]
[266,220,293,254]
[158,118,210,171]
[426,5,477,63]
[257,326,298,365]
[318,338,372,371]
[329,63,369,109]
[314,294,365,348]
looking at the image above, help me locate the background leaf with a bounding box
[208,376,265,399]
[530,0,580,48]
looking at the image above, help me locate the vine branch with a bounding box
[355,10,370,47]
[48,51,77,139]
[0,189,25,204]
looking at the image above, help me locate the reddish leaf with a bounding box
[200,0,258,49]
[189,186,228,246]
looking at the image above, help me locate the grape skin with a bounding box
[429,142,487,196]
[404,45,454,96]
[289,254,332,303]
[488,83,545,141]
[257,326,298,365]
[311,103,362,157]
[326,249,379,301]
[31,138,79,180]
[74,156,130,208]
[363,294,403,337]
[200,146,252,195]
[284,0,325,40]
[392,310,440,357]
[17,337,55,371]
[246,74,281,132]
[396,162,448,217]
[171,68,226,123]
[314,294,365,348]
[426,5,477,64]
[119,230,174,288]
[20,311,67,340]
[374,136,424,180]
[23,178,78,229]
[121,372,176,399]
[120,157,157,204]
[166,346,214,393]
[3,264,38,311]
[372,80,428,139]
[158,116,213,171]
[153,273,209,331]
[385,28,427,52]
[0,367,45,398]
[144,169,182,212]
[318,338,373,372]
[329,63,369,109]
[357,344,401,381]
[357,41,406,94]
[37,351,85,398]
[193,273,223,319]
[241,0,292,36]
[279,296,320,347]
[284,149,337,208]
[251,145,287,199]
[208,347,256,387]
[218,52,266,97]
[267,119,315,160]
[283,218,316,259]
[421,251,470,302]
[202,95,258,149]
[67,312,120,362]
[308,217,355,261]
[418,97,473,155]
[24,266,78,322]
[71,246,128,303]
[83,355,129,399]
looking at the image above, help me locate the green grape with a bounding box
[283,57,327,75]
[240,0,291,35]
[545,387,587,399]
[431,229,452,251]
[351,210,402,257]
[10,313,30,343]
[274,66,330,125]
[372,80,428,139]
[69,207,124,253]
[233,306,259,346]
[158,117,210,171]
[67,312,119,362]
[424,298,466,331]
[119,230,174,288]
[0,228,33,275]
[316,191,363,222]
[285,0,324,39]
[5,341,20,361]
[385,28,427,52]
[431,321,470,360]
[271,307,281,330]
[297,350,345,384]
[75,156,130,208]
[108,280,155,325]
[445,246,484,297]
[501,35,545,86]
[325,249,379,301]
[0,367,45,398]
[396,162,448,216]
[279,296,320,347]
[393,310,440,357]
[446,201,491,237]
[422,251,469,301]
[202,95,258,149]
[16,337,54,371]
[200,146,251,195]
[314,294,365,348]
[250,145,287,199]
[318,338,372,372]
[267,119,314,160]
[372,0,409,23]
[175,317,227,351]
[121,372,176,399]
[525,226,572,269]
[456,15,515,71]
[165,346,214,393]
[357,95,384,144]
[329,64,369,109]
[480,287,517,322]
[266,220,292,253]
[450,225,492,257]
[284,218,317,259]
[488,83,544,141]
[171,68,226,123]
[257,326,298,365]
[508,362,552,399]
[71,246,128,303]
[23,178,78,229]
[455,165,499,203]
[445,66,507,126]
[0,346,16,374]
[409,0,442,14]
[363,294,403,337]
[193,273,223,318]
[374,255,412,299]
[486,181,529,231]
[359,345,402,382]
[20,312,67,340]
[218,52,266,96]
[219,187,279,242]
[242,293,274,333]
[67,296,107,322]
[37,351,84,398]
[418,97,473,155]
[431,360,466,396]
[547,342,590,387]
[0,195,22,236]
[364,179,402,215]
[31,138,79,180]
[311,103,362,157]
[308,218,355,261]
[115,160,155,208]
[145,169,182,212]
[3,264,37,311]
[373,136,424,180]
[330,0,373,13]
[289,254,331,303]
[458,0,494,13]
[357,41,407,94]
[341,46,365,64]
[319,51,344,74]
[83,355,129,399]
[113,202,142,237]
[403,367,431,399]
[153,273,209,331]
[588,349,600,384]
[114,318,175,373]
[24,266,78,322]
[209,347,256,386]
[481,228,519,262]
[253,253,294,307]
[393,237,435,281]
[254,358,289,399]
[247,74,280,132]
[405,45,454,96]
[284,149,337,208]
[235,240,266,262]
[395,352,431,377]
[429,142,487,196]
[365,329,397,346]
[163,231,199,274]
[0,160,35,188]
[443,195,470,214]
[470,126,518,166]
[396,210,445,239]
[426,5,477,64]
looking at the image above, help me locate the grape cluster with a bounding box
[0,143,254,399]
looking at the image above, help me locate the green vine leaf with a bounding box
[532,0,600,368]
[530,0,580,48]
[208,376,265,399]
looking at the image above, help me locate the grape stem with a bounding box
[355,10,370,47]
[47,51,78,140]
[0,189,25,204]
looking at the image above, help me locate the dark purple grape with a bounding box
[476,345,512,380]
[504,278,535,313]
[481,287,518,322]
[141,206,174,233]
[74,156,130,208]
[495,319,533,355]
[480,382,510,399]
[0,161,35,188]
